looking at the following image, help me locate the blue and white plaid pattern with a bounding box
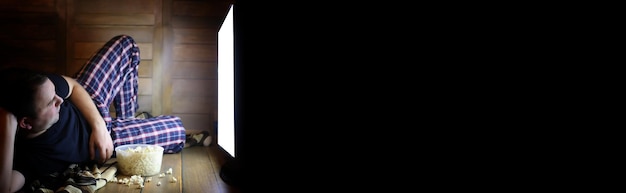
[74,35,185,153]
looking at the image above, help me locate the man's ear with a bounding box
[19,117,33,130]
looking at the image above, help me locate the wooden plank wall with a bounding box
[0,0,65,74]
[68,0,159,116]
[0,0,234,138]
[170,0,222,134]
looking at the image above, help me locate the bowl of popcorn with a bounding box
[115,144,164,176]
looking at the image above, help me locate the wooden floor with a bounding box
[95,145,241,193]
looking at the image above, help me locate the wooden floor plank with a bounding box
[95,146,239,193]
[95,158,142,193]
[182,146,222,193]
[207,147,240,193]
[142,152,183,192]
[96,152,183,193]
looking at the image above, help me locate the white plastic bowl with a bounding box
[115,144,164,176]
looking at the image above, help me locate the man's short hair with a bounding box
[0,67,49,119]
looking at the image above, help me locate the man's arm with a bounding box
[61,75,114,164]
[1,108,25,192]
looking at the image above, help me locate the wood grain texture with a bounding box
[67,59,151,78]
[151,0,165,115]
[172,79,216,97]
[171,96,215,114]
[95,158,142,193]
[76,0,155,14]
[0,23,57,39]
[138,77,153,95]
[206,146,240,193]
[75,13,155,25]
[74,42,152,59]
[173,44,215,62]
[181,147,220,193]
[137,95,153,114]
[95,146,239,193]
[172,61,217,79]
[141,153,183,193]
[0,0,55,7]
[71,26,154,43]
[139,60,153,78]
[176,113,214,133]
[173,28,216,44]
[2,0,230,145]
[171,16,220,28]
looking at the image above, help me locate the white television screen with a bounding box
[217,4,235,157]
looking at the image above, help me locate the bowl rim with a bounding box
[114,144,164,152]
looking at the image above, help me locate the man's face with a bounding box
[27,79,63,132]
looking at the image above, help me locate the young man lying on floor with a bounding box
[1,35,210,193]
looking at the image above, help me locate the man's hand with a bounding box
[89,124,113,164]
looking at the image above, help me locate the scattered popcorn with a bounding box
[130,175,144,184]
[109,168,179,188]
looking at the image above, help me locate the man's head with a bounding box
[0,67,63,133]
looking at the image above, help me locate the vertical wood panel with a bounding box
[137,43,153,60]
[168,0,226,136]
[152,0,165,115]
[137,95,153,114]
[160,0,173,115]
[138,60,153,78]
[55,0,67,75]
[138,78,153,95]
[65,0,75,75]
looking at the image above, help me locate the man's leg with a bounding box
[73,35,185,153]
[111,116,186,154]
[73,35,140,129]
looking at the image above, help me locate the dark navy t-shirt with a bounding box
[13,74,91,186]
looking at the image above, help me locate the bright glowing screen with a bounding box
[217,4,235,157]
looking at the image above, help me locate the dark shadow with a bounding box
[219,158,242,187]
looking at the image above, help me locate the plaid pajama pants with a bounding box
[73,35,185,154]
